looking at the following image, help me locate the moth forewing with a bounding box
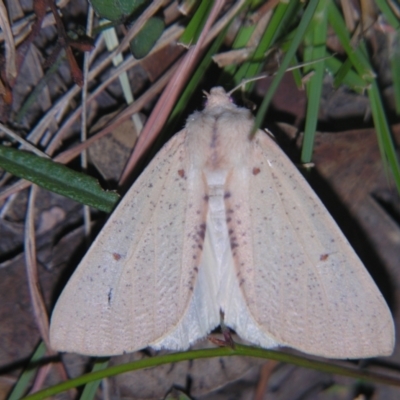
[225,129,394,358]
[50,132,209,356]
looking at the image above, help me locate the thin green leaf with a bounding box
[375,0,400,29]
[254,0,320,131]
[368,80,400,194]
[23,344,400,400]
[301,0,328,163]
[7,342,47,400]
[0,146,119,212]
[179,1,213,46]
[233,0,300,87]
[288,54,304,89]
[79,359,109,400]
[327,1,374,81]
[330,56,368,92]
[220,23,257,83]
[333,56,352,87]
[326,5,400,195]
[389,31,400,114]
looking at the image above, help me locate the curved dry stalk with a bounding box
[24,184,50,347]
[0,0,17,80]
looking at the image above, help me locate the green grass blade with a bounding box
[7,342,47,400]
[79,359,109,400]
[220,23,257,82]
[179,1,214,46]
[327,2,374,81]
[389,31,400,114]
[254,0,320,131]
[368,80,400,194]
[233,0,300,87]
[330,56,368,92]
[301,0,328,163]
[328,4,400,194]
[23,344,400,400]
[375,0,400,29]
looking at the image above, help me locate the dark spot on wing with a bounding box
[112,253,122,261]
[320,254,329,261]
[252,167,261,175]
[228,227,239,250]
[178,169,185,178]
[197,223,206,240]
[108,288,113,305]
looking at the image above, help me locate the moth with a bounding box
[50,87,394,359]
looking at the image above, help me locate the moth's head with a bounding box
[203,87,234,110]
